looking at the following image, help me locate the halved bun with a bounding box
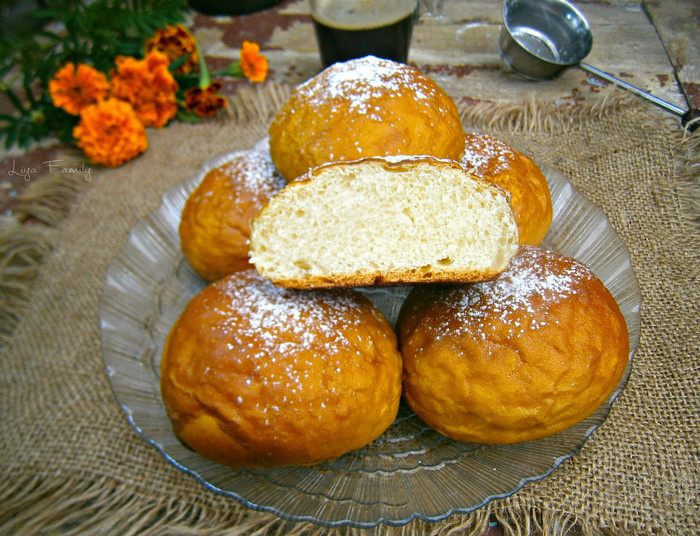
[249,157,519,288]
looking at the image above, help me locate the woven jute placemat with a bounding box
[0,85,697,535]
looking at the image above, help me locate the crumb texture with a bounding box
[250,159,519,286]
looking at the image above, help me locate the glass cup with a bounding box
[420,0,445,19]
[309,0,419,67]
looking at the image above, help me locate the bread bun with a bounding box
[249,156,519,288]
[461,133,552,245]
[398,246,629,444]
[161,269,402,467]
[179,140,285,281]
[269,56,465,181]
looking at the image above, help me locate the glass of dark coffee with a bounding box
[310,0,419,67]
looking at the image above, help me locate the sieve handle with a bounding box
[579,63,684,116]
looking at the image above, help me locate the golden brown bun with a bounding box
[179,141,285,281]
[269,56,465,181]
[461,133,553,245]
[398,246,629,444]
[161,270,402,467]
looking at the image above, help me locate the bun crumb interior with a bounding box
[250,157,519,288]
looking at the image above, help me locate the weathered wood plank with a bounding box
[196,0,685,112]
[2,0,694,213]
[643,0,700,109]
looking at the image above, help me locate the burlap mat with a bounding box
[0,85,697,535]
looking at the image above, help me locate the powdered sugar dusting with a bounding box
[460,133,516,179]
[252,137,270,153]
[218,139,285,199]
[438,247,594,340]
[295,56,437,118]
[213,271,364,390]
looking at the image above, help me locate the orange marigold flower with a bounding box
[74,98,148,167]
[184,82,228,117]
[240,41,268,83]
[111,51,178,128]
[49,63,110,115]
[146,24,198,75]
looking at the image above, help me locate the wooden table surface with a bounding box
[1,0,698,213]
[190,0,698,109]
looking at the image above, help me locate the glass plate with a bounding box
[100,150,641,528]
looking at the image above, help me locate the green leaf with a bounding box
[168,52,192,73]
[23,77,38,107]
[5,125,17,149]
[33,9,60,19]
[37,31,64,42]
[176,110,203,124]
[115,39,143,53]
[2,88,25,113]
[227,61,243,77]
[17,122,30,148]
[2,0,189,146]
[0,61,16,78]
[174,75,199,92]
[174,72,201,81]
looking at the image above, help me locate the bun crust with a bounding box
[161,270,402,467]
[179,142,284,281]
[398,246,629,444]
[461,133,552,245]
[249,156,519,288]
[269,56,465,181]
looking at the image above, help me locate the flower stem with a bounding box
[195,41,210,89]
[227,61,243,77]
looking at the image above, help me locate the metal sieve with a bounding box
[498,0,698,130]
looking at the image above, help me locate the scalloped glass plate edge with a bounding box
[100,150,641,528]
